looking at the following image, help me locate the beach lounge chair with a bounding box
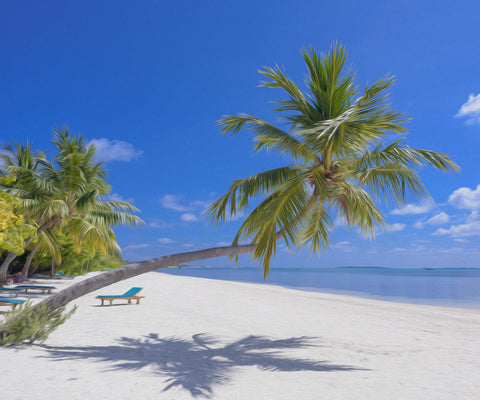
[96,287,145,306]
[0,298,26,310]
[0,287,23,297]
[15,285,56,294]
[56,271,77,279]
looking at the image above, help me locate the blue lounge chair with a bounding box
[0,287,23,297]
[15,285,56,294]
[0,298,26,309]
[96,287,145,306]
[56,271,77,279]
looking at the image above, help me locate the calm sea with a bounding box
[157,266,480,309]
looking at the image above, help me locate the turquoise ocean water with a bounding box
[158,267,480,309]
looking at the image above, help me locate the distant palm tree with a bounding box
[27,44,458,314]
[35,129,141,258]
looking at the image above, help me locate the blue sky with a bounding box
[1,1,479,268]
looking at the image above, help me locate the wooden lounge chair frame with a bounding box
[96,287,145,306]
[15,285,56,294]
[0,298,26,310]
[0,288,22,297]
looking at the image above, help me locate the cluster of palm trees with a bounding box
[0,129,141,282]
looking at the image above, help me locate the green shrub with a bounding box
[0,301,77,346]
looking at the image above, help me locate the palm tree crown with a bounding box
[209,43,459,276]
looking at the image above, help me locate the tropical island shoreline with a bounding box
[2,271,479,399]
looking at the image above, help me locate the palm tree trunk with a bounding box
[50,258,55,278]
[0,237,34,282]
[21,245,39,277]
[34,243,255,312]
[0,252,18,283]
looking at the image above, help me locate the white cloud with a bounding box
[332,240,351,248]
[160,194,191,212]
[413,221,424,229]
[160,195,211,214]
[434,220,480,237]
[183,243,194,248]
[109,192,135,204]
[148,218,173,229]
[391,203,433,215]
[388,223,406,232]
[455,93,480,124]
[426,212,450,225]
[331,241,356,252]
[190,200,211,209]
[181,213,199,222]
[158,237,175,244]
[415,212,450,229]
[216,241,231,246]
[448,185,480,210]
[394,244,427,254]
[123,243,152,251]
[89,138,143,162]
[468,211,480,222]
[454,238,468,243]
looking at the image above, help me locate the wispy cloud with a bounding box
[108,192,135,203]
[181,213,199,222]
[89,138,143,162]
[160,194,220,223]
[414,212,450,229]
[158,237,175,244]
[434,220,480,238]
[391,203,433,215]
[331,240,357,252]
[387,223,406,232]
[394,244,427,254]
[448,184,480,210]
[148,218,173,229]
[123,243,152,251]
[160,194,211,213]
[455,93,480,124]
[160,194,192,212]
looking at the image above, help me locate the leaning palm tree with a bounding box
[13,43,458,317]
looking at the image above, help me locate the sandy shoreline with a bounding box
[1,271,479,399]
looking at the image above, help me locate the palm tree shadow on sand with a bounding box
[40,333,366,398]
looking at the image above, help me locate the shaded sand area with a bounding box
[1,271,479,399]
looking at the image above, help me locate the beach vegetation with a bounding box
[0,176,37,281]
[0,129,142,281]
[0,301,76,346]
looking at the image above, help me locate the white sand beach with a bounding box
[1,271,479,399]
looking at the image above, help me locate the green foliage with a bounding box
[1,129,142,275]
[210,43,460,276]
[0,301,77,346]
[0,179,37,255]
